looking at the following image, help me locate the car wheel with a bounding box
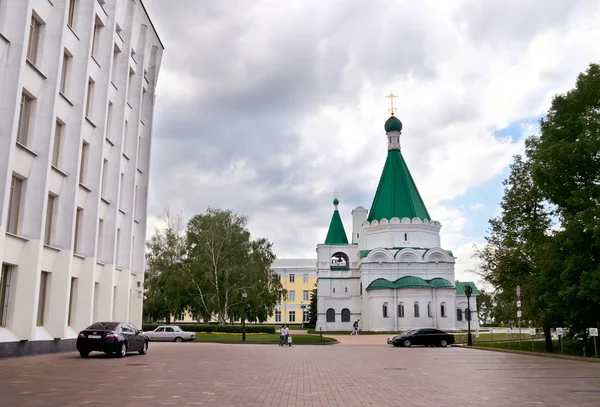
[79,351,90,358]
[440,339,448,347]
[174,337,183,343]
[117,342,127,358]
[139,341,148,355]
[403,339,411,347]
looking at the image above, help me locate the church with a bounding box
[315,100,480,332]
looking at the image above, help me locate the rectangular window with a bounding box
[0,265,12,326]
[7,176,23,234]
[111,47,120,85]
[91,20,100,57]
[302,274,309,284]
[119,173,125,208]
[288,311,296,323]
[44,195,55,246]
[137,135,142,161]
[52,121,63,167]
[86,79,94,118]
[106,102,113,140]
[302,290,309,302]
[68,277,77,326]
[79,141,88,184]
[60,52,70,94]
[17,93,33,145]
[288,290,295,302]
[116,228,121,265]
[27,16,41,64]
[133,185,138,219]
[97,219,104,259]
[67,0,77,28]
[123,120,129,154]
[289,274,295,283]
[37,272,49,326]
[101,159,108,197]
[74,207,82,254]
[275,310,281,323]
[303,310,309,322]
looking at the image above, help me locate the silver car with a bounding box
[144,326,196,342]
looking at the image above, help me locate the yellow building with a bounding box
[267,259,318,325]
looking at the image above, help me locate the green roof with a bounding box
[384,115,403,132]
[366,277,454,291]
[324,208,348,245]
[455,281,480,295]
[367,149,431,222]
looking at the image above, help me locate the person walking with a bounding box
[284,325,290,346]
[279,325,286,346]
[351,320,358,335]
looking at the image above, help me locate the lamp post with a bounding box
[300,302,306,329]
[242,291,248,342]
[464,285,473,346]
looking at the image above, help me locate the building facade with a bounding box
[0,0,163,356]
[267,258,317,325]
[315,112,480,332]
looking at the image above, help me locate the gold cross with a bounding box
[385,92,398,116]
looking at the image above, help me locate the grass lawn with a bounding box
[473,339,600,359]
[192,333,337,344]
[454,332,532,343]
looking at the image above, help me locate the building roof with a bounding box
[455,281,480,295]
[384,115,403,133]
[366,276,454,291]
[324,199,349,245]
[367,149,431,222]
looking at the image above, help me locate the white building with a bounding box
[0,0,163,357]
[316,112,480,332]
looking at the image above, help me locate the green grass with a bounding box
[473,339,600,358]
[191,333,337,344]
[454,332,532,343]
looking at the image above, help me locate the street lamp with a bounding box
[464,285,473,346]
[242,291,248,342]
[300,302,306,329]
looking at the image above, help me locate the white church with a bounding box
[315,105,480,332]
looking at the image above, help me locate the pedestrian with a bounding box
[279,325,286,346]
[356,319,360,335]
[351,320,358,335]
[287,329,293,347]
[284,325,290,346]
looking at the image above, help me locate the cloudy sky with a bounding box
[142,0,600,284]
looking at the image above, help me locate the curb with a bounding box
[459,345,600,363]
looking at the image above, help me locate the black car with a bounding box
[77,322,148,358]
[390,328,455,348]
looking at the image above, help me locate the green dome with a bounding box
[333,198,339,206]
[384,115,402,133]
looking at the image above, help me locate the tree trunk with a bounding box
[543,324,553,352]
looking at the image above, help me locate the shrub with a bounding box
[141,323,275,334]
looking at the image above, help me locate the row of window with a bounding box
[325,308,352,323]
[284,273,311,284]
[285,290,310,302]
[384,302,447,318]
[274,309,309,323]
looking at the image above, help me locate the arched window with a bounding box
[360,282,363,295]
[332,287,335,293]
[427,302,432,317]
[382,302,388,318]
[441,302,446,318]
[456,309,463,321]
[326,308,335,322]
[341,308,351,322]
[345,287,348,293]
[398,302,405,318]
[414,302,420,318]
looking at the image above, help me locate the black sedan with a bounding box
[390,328,455,348]
[77,322,148,358]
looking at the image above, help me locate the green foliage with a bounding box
[477,63,600,354]
[143,208,285,325]
[307,284,317,329]
[141,323,275,334]
[476,290,495,324]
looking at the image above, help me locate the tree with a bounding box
[307,284,318,329]
[183,208,284,323]
[476,290,494,324]
[143,210,188,323]
[475,154,557,350]
[528,63,600,350]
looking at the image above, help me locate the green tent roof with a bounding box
[455,281,480,295]
[324,208,348,245]
[367,149,431,222]
[366,277,454,291]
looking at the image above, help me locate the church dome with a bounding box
[384,115,402,133]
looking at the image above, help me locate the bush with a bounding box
[141,323,275,334]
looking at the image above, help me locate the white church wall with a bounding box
[362,218,441,250]
[351,206,368,247]
[456,295,480,331]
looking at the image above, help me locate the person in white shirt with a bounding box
[285,325,292,347]
[279,325,286,346]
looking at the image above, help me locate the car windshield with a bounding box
[86,322,120,331]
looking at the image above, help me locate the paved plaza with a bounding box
[1,340,599,407]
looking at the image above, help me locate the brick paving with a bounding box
[1,341,600,406]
